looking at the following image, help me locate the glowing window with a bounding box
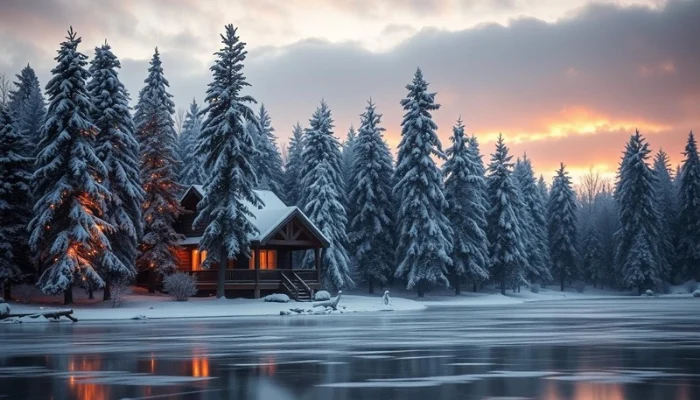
[249,250,277,270]
[191,249,207,271]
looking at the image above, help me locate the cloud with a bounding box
[0,0,697,180]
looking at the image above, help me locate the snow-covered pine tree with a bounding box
[537,175,549,204]
[465,135,491,292]
[8,64,46,157]
[0,106,33,300]
[486,134,528,295]
[284,123,304,206]
[29,28,123,304]
[134,48,183,291]
[299,100,354,290]
[394,68,452,297]
[342,125,357,197]
[88,42,144,300]
[614,131,662,293]
[251,104,285,199]
[581,228,604,287]
[348,99,395,293]
[515,155,552,283]
[194,25,261,299]
[442,118,489,294]
[652,149,677,280]
[178,99,207,185]
[547,163,579,291]
[676,131,700,280]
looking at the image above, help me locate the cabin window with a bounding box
[249,250,277,270]
[191,249,207,271]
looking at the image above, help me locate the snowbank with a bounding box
[5,292,426,322]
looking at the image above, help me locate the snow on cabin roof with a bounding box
[179,185,330,246]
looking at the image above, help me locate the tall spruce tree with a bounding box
[88,42,143,300]
[443,119,489,294]
[0,106,33,300]
[342,125,357,197]
[299,100,354,290]
[515,155,551,283]
[677,131,700,280]
[251,104,284,198]
[547,163,579,291]
[8,64,46,157]
[486,134,528,295]
[581,228,604,287]
[348,99,395,293]
[652,149,677,280]
[394,68,452,297]
[284,123,304,206]
[194,25,262,299]
[178,99,207,185]
[134,48,183,291]
[29,28,123,304]
[614,131,662,293]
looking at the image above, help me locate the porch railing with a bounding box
[190,269,317,283]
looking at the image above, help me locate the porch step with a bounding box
[281,272,313,302]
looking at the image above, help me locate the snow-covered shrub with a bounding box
[163,273,198,301]
[529,284,541,293]
[573,281,586,293]
[13,284,35,304]
[0,300,10,318]
[693,289,700,298]
[644,289,654,297]
[684,280,698,293]
[111,282,132,308]
[314,290,331,301]
[263,293,290,303]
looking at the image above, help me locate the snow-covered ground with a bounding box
[5,289,426,322]
[5,283,697,323]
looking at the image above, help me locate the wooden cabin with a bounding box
[174,185,329,299]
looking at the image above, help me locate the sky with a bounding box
[1,0,698,182]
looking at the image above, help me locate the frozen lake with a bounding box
[1,298,699,399]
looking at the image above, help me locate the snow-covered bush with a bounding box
[573,281,586,293]
[13,284,35,304]
[0,300,10,318]
[263,293,290,303]
[644,289,654,297]
[693,289,700,298]
[529,284,541,293]
[684,280,698,293]
[314,290,331,301]
[163,273,198,301]
[111,282,132,308]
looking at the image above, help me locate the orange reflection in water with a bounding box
[573,382,624,400]
[192,356,210,377]
[261,356,277,376]
[67,356,108,400]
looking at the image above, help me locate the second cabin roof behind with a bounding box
[177,185,330,248]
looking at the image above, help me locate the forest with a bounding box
[0,24,698,304]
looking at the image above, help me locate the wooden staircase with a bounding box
[281,272,313,301]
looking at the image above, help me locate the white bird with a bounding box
[382,290,391,306]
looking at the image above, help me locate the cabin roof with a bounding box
[178,185,330,247]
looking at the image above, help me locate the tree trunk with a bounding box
[148,270,156,293]
[88,286,94,300]
[454,273,461,295]
[368,277,374,294]
[103,280,111,301]
[3,282,10,301]
[417,281,424,298]
[217,244,227,299]
[560,275,565,292]
[473,282,478,293]
[64,287,73,305]
[500,277,506,295]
